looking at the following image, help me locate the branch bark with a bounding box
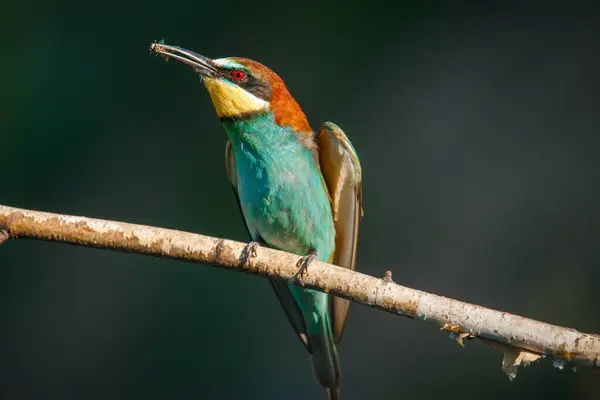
[1,204,599,378]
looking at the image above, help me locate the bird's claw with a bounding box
[293,248,318,281]
[239,241,259,267]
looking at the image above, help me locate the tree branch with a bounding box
[1,204,598,378]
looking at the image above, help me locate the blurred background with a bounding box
[1,1,599,399]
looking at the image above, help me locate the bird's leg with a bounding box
[239,241,260,267]
[293,247,318,281]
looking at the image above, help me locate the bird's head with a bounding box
[151,42,311,133]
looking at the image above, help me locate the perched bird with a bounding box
[151,42,363,399]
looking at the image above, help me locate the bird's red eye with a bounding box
[232,70,246,81]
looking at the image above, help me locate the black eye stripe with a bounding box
[219,67,271,101]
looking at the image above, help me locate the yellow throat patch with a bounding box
[203,78,269,118]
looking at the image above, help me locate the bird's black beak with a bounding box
[150,41,218,78]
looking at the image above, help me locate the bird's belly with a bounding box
[254,212,307,255]
[238,175,335,260]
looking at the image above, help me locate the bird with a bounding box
[150,41,363,400]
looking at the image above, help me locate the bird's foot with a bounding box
[293,248,318,281]
[239,241,260,267]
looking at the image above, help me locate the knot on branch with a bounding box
[382,270,394,283]
[0,230,9,244]
[0,213,18,244]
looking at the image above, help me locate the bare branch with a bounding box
[1,204,599,378]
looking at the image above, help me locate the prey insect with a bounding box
[149,39,169,61]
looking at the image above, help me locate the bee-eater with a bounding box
[151,42,363,400]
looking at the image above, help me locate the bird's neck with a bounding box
[222,112,315,166]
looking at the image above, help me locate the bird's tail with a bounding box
[326,386,341,400]
[309,314,341,400]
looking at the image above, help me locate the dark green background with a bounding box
[2,1,599,399]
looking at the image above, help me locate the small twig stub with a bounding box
[382,270,394,283]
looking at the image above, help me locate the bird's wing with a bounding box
[316,122,363,344]
[225,140,311,352]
